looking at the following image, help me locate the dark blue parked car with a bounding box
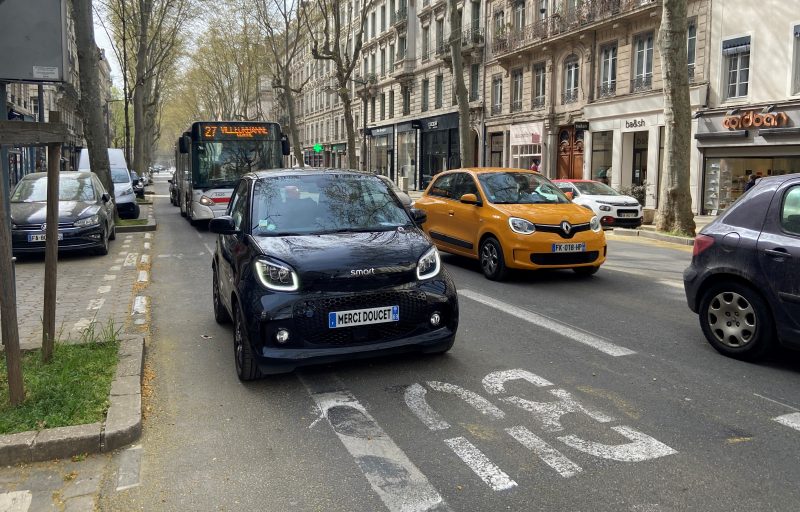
[684,173,800,360]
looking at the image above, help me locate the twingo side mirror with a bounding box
[101,193,111,203]
[396,191,413,208]
[460,193,481,205]
[209,215,239,235]
[410,208,427,225]
[564,191,574,200]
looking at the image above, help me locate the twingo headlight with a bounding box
[590,216,602,232]
[417,246,441,280]
[199,195,215,207]
[74,214,100,227]
[509,217,536,235]
[254,259,299,291]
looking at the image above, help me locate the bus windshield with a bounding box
[194,139,282,189]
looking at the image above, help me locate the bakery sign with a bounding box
[722,110,790,130]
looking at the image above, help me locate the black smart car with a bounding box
[210,169,459,380]
[684,173,800,360]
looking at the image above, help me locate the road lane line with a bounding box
[444,437,517,491]
[137,270,149,283]
[458,289,636,357]
[754,393,800,412]
[97,285,111,294]
[203,242,214,256]
[132,296,148,315]
[774,413,800,431]
[506,426,582,478]
[300,377,450,512]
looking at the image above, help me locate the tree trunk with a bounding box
[341,85,358,170]
[448,0,474,167]
[656,0,696,236]
[282,69,305,167]
[133,0,152,174]
[72,0,113,194]
[121,0,132,167]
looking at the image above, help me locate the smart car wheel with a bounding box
[213,266,231,324]
[234,305,261,381]
[480,237,507,281]
[699,282,775,361]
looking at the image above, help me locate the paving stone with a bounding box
[102,394,141,452]
[63,495,95,512]
[27,491,57,512]
[61,470,102,499]
[0,431,35,466]
[110,375,141,396]
[31,424,102,463]
[17,469,61,492]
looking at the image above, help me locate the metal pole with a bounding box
[38,84,45,170]
[42,142,61,362]
[1,82,9,220]
[362,95,368,172]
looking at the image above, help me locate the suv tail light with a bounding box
[693,234,715,256]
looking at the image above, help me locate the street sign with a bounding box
[0,0,68,82]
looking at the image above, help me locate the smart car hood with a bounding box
[11,201,98,225]
[253,227,433,291]
[491,203,595,225]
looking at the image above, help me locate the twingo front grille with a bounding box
[533,222,590,239]
[531,251,600,266]
[293,290,429,346]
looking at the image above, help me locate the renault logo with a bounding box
[560,221,572,234]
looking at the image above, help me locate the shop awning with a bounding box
[722,36,750,55]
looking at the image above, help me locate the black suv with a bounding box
[684,173,800,360]
[210,169,459,380]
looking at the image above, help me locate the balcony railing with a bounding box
[421,49,432,62]
[391,7,408,26]
[435,41,448,56]
[511,100,522,112]
[631,74,653,93]
[491,104,502,115]
[688,64,696,83]
[461,27,485,48]
[492,0,660,57]
[598,81,617,98]
[562,89,579,104]
[532,96,545,110]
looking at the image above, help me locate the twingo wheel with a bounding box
[234,305,261,381]
[699,281,775,361]
[479,237,508,281]
[213,266,231,324]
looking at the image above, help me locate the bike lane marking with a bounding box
[774,412,800,432]
[443,437,517,491]
[458,289,636,357]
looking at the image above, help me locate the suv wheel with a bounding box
[479,237,507,281]
[234,305,261,381]
[699,282,775,360]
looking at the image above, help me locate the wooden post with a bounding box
[42,143,61,363]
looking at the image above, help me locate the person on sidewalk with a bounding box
[744,174,758,192]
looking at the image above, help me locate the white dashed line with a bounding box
[754,393,799,411]
[140,254,150,264]
[132,296,148,315]
[73,318,93,331]
[123,253,139,267]
[144,233,152,239]
[87,298,105,311]
[137,270,149,283]
[458,289,636,357]
[109,265,121,271]
[143,242,151,250]
[444,437,517,491]
[506,426,582,478]
[774,413,800,432]
[0,490,32,511]
[103,275,117,281]
[97,285,111,294]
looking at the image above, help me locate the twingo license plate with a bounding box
[329,305,400,329]
[28,233,64,242]
[551,242,586,253]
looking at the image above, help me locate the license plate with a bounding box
[28,233,63,242]
[328,305,400,329]
[619,213,638,218]
[552,242,586,253]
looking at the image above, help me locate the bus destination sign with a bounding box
[200,124,271,140]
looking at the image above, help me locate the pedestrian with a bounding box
[530,159,540,172]
[744,174,758,192]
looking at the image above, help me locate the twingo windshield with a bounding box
[574,181,621,196]
[251,174,411,236]
[194,139,281,189]
[478,172,571,205]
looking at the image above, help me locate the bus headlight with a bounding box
[199,195,215,207]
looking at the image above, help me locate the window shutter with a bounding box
[722,36,751,56]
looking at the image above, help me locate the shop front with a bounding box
[420,113,460,189]
[368,125,394,179]
[396,121,419,190]
[303,148,324,167]
[331,143,347,168]
[695,104,800,214]
[509,121,544,171]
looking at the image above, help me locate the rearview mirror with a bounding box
[564,191,574,200]
[410,208,427,225]
[460,193,480,205]
[209,216,239,235]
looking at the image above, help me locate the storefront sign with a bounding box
[428,121,439,129]
[625,118,647,130]
[722,111,790,130]
[574,121,590,131]
[371,126,394,136]
[510,122,544,145]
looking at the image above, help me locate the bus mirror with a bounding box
[178,135,189,154]
[281,135,290,156]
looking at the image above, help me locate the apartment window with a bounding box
[493,10,505,39]
[363,57,368,76]
[371,12,376,39]
[422,26,430,59]
[389,90,395,118]
[398,36,407,58]
[402,85,411,115]
[469,63,480,101]
[435,74,443,108]
[381,48,386,76]
[723,36,750,99]
[600,43,617,97]
[537,0,547,21]
[687,19,697,81]
[513,1,525,31]
[563,57,579,104]
[380,5,386,32]
[794,25,800,94]
[633,32,654,91]
[371,96,376,122]
[422,79,430,111]
[533,62,546,108]
[371,53,377,76]
[381,93,386,120]
[492,75,503,114]
[436,19,444,53]
[389,44,395,68]
[31,97,39,117]
[511,68,523,111]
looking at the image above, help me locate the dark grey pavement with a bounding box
[99,178,800,511]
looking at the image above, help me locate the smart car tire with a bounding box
[699,282,775,361]
[480,237,507,281]
[213,266,231,324]
[234,305,261,381]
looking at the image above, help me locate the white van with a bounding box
[78,148,140,219]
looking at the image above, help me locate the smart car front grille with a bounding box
[531,251,600,265]
[293,290,429,346]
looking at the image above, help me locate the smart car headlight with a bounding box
[509,217,536,235]
[417,246,441,280]
[74,214,100,227]
[254,259,299,291]
[590,216,602,232]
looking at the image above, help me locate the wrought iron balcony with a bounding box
[598,81,617,98]
[491,104,502,115]
[631,74,653,93]
[435,41,448,56]
[562,89,579,104]
[511,100,523,112]
[461,27,485,49]
[688,64,695,83]
[532,96,546,110]
[391,7,408,26]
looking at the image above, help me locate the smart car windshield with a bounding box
[574,181,621,196]
[11,175,96,202]
[478,172,570,204]
[251,174,411,236]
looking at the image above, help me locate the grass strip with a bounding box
[117,219,148,226]
[0,341,119,435]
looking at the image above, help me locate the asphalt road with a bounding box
[101,177,800,512]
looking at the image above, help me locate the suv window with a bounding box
[429,174,457,199]
[782,186,800,236]
[229,180,249,231]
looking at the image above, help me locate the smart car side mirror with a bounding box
[209,216,240,235]
[564,191,574,200]
[460,193,481,205]
[410,208,427,225]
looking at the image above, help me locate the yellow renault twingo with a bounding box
[415,168,606,280]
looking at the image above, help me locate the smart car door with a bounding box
[446,173,483,256]
[219,180,249,309]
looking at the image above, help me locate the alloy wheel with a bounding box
[707,291,757,348]
[234,312,244,373]
[481,242,498,276]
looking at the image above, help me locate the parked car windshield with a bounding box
[478,172,570,205]
[11,175,96,202]
[251,174,411,236]
[111,168,130,183]
[574,181,621,196]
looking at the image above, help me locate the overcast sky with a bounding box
[94,14,123,89]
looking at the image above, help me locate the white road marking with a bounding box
[116,444,143,491]
[140,254,150,264]
[103,274,117,281]
[774,412,800,431]
[123,253,139,267]
[502,389,615,432]
[97,285,111,294]
[483,369,553,395]
[109,265,121,271]
[137,270,149,283]
[754,393,800,411]
[118,251,127,255]
[203,242,214,255]
[427,381,505,420]
[558,425,678,462]
[0,490,32,511]
[73,318,93,330]
[404,383,451,431]
[458,289,636,357]
[602,266,685,290]
[132,296,148,315]
[305,388,450,512]
[506,426,582,478]
[144,233,152,239]
[444,437,517,491]
[114,258,124,264]
[87,298,105,311]
[124,235,132,239]
[143,242,151,250]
